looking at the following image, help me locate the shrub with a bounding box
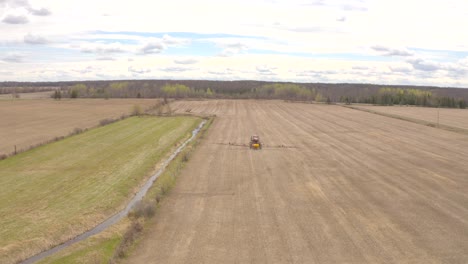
[99,118,115,126]
[70,127,83,136]
[70,89,78,98]
[182,153,189,162]
[114,221,143,258]
[160,185,167,195]
[130,200,156,219]
[131,105,143,116]
[154,193,162,204]
[53,90,62,100]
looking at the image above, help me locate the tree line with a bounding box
[55,82,465,108]
[57,82,330,102]
[339,87,466,108]
[3,80,467,109]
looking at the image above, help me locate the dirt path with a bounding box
[126,100,468,264]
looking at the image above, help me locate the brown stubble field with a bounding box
[127,100,468,264]
[352,104,468,131]
[0,99,160,155]
[0,91,54,100]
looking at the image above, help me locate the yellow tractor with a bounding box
[249,135,262,150]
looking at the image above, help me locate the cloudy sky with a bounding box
[1,0,467,87]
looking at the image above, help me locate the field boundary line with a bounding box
[342,105,468,135]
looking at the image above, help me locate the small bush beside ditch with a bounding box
[99,118,116,126]
[129,200,156,219]
[112,221,143,259]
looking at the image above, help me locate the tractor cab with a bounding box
[249,135,262,150]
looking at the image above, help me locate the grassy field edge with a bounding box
[36,117,214,264]
[0,115,200,264]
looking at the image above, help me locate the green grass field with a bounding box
[0,116,200,264]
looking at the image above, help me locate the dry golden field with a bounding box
[0,99,160,155]
[0,91,54,100]
[353,104,468,131]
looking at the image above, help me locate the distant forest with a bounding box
[1,80,467,108]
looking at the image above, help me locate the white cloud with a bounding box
[80,42,127,54]
[2,52,25,62]
[73,66,99,74]
[24,33,48,44]
[256,65,277,76]
[128,66,151,74]
[137,35,189,55]
[389,64,413,73]
[27,7,51,16]
[96,56,115,61]
[0,0,51,18]
[342,4,367,11]
[2,14,29,24]
[371,45,414,57]
[161,34,189,46]
[352,66,370,70]
[207,71,227,75]
[218,43,248,57]
[174,58,198,65]
[0,0,29,8]
[138,41,164,54]
[160,66,195,72]
[406,58,441,72]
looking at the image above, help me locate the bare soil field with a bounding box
[0,99,159,155]
[127,100,468,264]
[353,104,468,131]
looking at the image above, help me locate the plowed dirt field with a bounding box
[127,100,468,264]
